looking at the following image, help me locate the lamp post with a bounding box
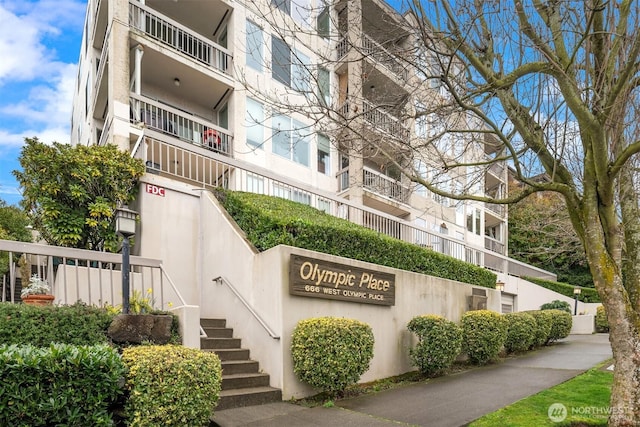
[115,206,137,314]
[573,287,582,315]
[495,280,505,292]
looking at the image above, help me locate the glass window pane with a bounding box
[246,21,262,71]
[292,51,310,93]
[272,114,291,158]
[271,0,290,14]
[272,36,291,86]
[317,6,330,38]
[318,67,330,105]
[292,0,311,26]
[317,134,330,174]
[246,98,263,148]
[293,120,309,166]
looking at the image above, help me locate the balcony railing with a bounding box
[336,34,408,81]
[339,98,410,141]
[130,93,233,157]
[485,202,506,217]
[363,167,410,203]
[142,135,557,281]
[129,2,232,75]
[0,240,186,309]
[485,236,505,255]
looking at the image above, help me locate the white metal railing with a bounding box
[92,26,110,111]
[363,167,410,203]
[362,33,408,81]
[485,202,506,217]
[213,276,280,340]
[339,98,410,141]
[98,114,112,147]
[130,93,233,157]
[129,2,232,75]
[336,34,408,81]
[141,135,557,281]
[484,236,505,254]
[0,239,186,310]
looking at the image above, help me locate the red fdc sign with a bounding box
[145,183,165,197]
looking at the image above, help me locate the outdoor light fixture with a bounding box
[495,280,505,292]
[573,287,582,315]
[115,206,138,314]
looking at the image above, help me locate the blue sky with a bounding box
[0,0,86,206]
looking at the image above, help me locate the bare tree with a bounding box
[239,1,640,424]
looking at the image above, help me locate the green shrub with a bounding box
[546,309,573,343]
[0,343,124,426]
[523,277,600,303]
[216,190,497,288]
[0,302,114,346]
[540,299,572,313]
[407,315,462,376]
[122,345,222,427]
[503,312,535,353]
[595,306,609,332]
[461,310,507,365]
[527,310,554,348]
[291,317,374,396]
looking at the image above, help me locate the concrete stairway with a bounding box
[200,318,282,410]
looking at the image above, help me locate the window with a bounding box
[318,67,330,105]
[415,102,428,138]
[246,98,264,148]
[271,0,290,15]
[246,21,263,71]
[272,36,292,86]
[292,0,311,26]
[414,160,428,196]
[317,134,330,175]
[316,6,330,38]
[292,51,311,92]
[272,115,309,166]
[466,208,482,235]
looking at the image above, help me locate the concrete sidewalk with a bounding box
[211,334,612,427]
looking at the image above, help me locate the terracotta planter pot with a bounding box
[22,294,55,306]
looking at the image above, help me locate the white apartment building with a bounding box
[70,0,535,281]
[65,0,574,403]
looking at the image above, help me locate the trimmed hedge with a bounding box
[503,312,535,353]
[407,315,462,376]
[0,343,124,426]
[527,310,554,348]
[524,277,600,303]
[0,302,114,346]
[291,317,374,396]
[540,300,572,313]
[461,310,507,365]
[596,305,609,332]
[122,345,222,427]
[546,309,572,343]
[216,190,497,288]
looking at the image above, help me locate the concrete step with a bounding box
[222,373,271,390]
[201,337,241,350]
[205,348,251,361]
[201,318,226,328]
[216,386,283,411]
[221,360,260,375]
[203,327,234,338]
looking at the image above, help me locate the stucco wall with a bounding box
[199,193,501,399]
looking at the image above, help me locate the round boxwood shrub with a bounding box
[503,312,535,353]
[596,305,609,332]
[122,345,222,427]
[291,317,374,396]
[546,309,573,343]
[461,310,507,365]
[407,315,462,376]
[527,310,553,348]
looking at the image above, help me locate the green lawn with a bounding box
[470,366,613,426]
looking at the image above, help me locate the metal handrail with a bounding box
[212,275,280,340]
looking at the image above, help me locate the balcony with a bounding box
[129,2,232,75]
[339,99,410,141]
[485,202,506,218]
[336,33,407,81]
[130,94,233,157]
[485,236,505,255]
[338,167,410,204]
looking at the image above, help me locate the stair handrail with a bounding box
[212,275,280,340]
[159,265,207,337]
